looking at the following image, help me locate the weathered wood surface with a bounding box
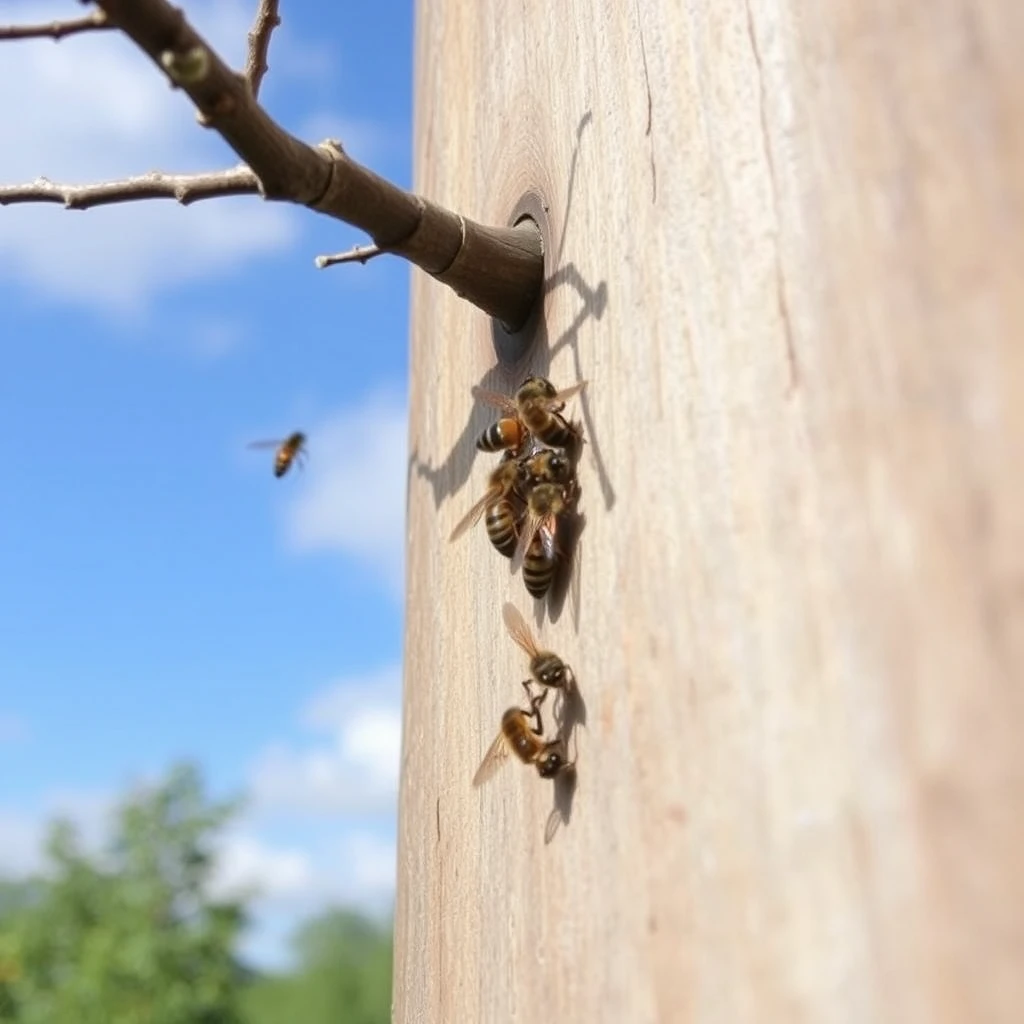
[394,1,1024,1022]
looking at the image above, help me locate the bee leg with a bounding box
[528,688,549,736]
[522,679,548,712]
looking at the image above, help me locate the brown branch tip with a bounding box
[0,12,112,41]
[0,168,262,211]
[315,244,384,269]
[245,0,281,98]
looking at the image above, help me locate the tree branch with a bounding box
[244,0,280,99]
[0,167,261,210]
[56,0,542,330]
[315,244,383,269]
[0,12,113,41]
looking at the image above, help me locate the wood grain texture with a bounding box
[394,1,1024,1022]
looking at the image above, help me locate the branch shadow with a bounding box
[410,108,612,514]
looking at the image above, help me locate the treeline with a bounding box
[0,765,391,1023]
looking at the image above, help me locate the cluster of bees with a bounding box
[449,375,586,600]
[450,375,587,799]
[249,377,589,824]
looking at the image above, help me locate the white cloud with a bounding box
[0,811,47,877]
[283,389,408,595]
[0,788,115,878]
[222,828,395,969]
[209,833,315,901]
[249,665,403,816]
[211,828,395,909]
[0,0,324,311]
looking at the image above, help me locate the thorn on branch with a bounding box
[315,244,384,269]
[0,12,112,41]
[244,0,281,99]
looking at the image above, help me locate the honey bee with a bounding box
[247,431,307,478]
[517,447,574,490]
[510,478,576,581]
[502,601,574,692]
[449,454,523,555]
[472,687,573,787]
[472,376,586,451]
[476,416,529,455]
[522,524,558,598]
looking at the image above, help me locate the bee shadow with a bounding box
[543,681,586,845]
[418,108,613,517]
[542,503,585,631]
[408,362,528,513]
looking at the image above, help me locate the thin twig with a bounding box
[0,167,261,210]
[0,12,112,41]
[315,244,383,269]
[2,0,543,329]
[244,0,281,98]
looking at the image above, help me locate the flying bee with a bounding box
[502,601,574,692]
[472,686,573,788]
[472,376,587,451]
[247,431,307,478]
[510,478,576,583]
[449,454,523,555]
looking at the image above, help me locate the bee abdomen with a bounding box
[523,535,556,598]
[476,418,525,453]
[485,500,518,558]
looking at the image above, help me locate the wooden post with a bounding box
[394,1,1024,1021]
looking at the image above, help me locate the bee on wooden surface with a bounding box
[502,601,575,693]
[449,454,523,556]
[247,431,307,478]
[472,687,573,788]
[517,447,574,491]
[521,524,558,599]
[475,415,530,455]
[472,376,586,451]
[510,477,576,582]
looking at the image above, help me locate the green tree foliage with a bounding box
[241,909,392,1024]
[0,764,246,1024]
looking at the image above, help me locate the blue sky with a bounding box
[0,0,412,967]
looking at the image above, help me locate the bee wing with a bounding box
[247,440,283,449]
[448,486,498,542]
[509,505,550,578]
[543,806,564,845]
[470,385,518,414]
[502,601,540,659]
[472,729,512,788]
[539,522,558,560]
[540,380,587,410]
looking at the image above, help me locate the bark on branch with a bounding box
[315,244,383,268]
[244,0,280,99]
[0,13,113,41]
[0,0,543,330]
[0,168,260,210]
